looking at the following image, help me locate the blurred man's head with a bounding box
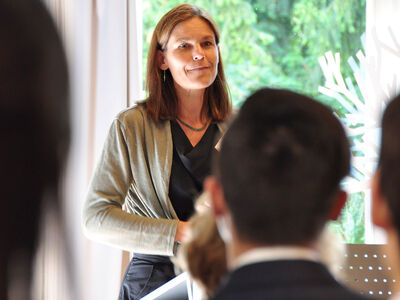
[0,0,69,297]
[207,88,350,251]
[372,95,400,242]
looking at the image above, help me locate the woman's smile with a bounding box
[187,65,210,71]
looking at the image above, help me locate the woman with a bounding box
[82,4,231,300]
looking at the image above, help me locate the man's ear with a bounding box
[372,170,392,229]
[204,176,228,217]
[329,190,347,220]
[157,50,168,70]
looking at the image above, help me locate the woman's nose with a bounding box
[193,45,205,61]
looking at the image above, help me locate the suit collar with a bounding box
[234,246,319,270]
[226,260,340,288]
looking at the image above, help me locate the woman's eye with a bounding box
[178,43,188,49]
[203,41,213,47]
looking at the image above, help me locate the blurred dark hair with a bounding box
[0,0,69,296]
[217,88,350,245]
[177,204,226,296]
[379,95,400,237]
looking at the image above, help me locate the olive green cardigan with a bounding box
[82,104,227,256]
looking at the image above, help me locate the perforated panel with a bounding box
[341,244,399,298]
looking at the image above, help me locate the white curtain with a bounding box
[364,0,400,243]
[37,0,143,299]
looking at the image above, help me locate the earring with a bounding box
[163,70,166,82]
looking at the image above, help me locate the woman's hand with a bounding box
[175,221,189,242]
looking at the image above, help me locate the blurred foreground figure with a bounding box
[205,88,376,300]
[176,192,227,298]
[176,192,346,299]
[372,94,400,299]
[0,1,69,299]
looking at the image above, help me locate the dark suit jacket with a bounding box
[211,260,377,300]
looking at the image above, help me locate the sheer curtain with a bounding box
[37,0,143,299]
[364,0,400,243]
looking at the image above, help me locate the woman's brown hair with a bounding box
[145,4,231,122]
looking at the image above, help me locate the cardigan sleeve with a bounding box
[82,117,179,256]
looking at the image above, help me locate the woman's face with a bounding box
[160,17,219,92]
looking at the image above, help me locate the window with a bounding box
[142,0,366,243]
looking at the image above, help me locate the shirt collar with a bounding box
[234,246,320,270]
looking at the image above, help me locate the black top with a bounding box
[168,120,220,221]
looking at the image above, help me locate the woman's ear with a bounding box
[157,50,168,70]
[372,170,392,229]
[329,190,347,220]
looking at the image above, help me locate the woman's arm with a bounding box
[82,117,179,256]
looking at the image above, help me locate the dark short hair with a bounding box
[379,95,400,235]
[217,88,350,245]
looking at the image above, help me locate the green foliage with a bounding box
[330,192,365,243]
[143,0,366,243]
[143,0,365,106]
[142,0,285,106]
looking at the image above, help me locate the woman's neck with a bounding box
[175,85,206,123]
